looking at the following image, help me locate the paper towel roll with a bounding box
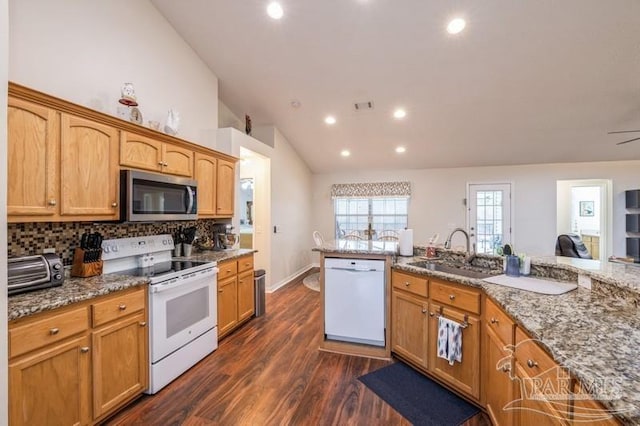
[399,229,414,256]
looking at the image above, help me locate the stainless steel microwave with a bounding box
[121,170,198,221]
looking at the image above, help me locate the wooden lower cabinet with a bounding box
[9,335,91,426]
[218,275,239,337]
[428,302,481,399]
[238,269,255,321]
[92,311,148,420]
[391,289,429,369]
[571,381,621,425]
[218,254,255,339]
[8,287,148,425]
[485,326,515,426]
[514,361,570,426]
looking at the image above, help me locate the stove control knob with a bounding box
[53,263,62,270]
[54,274,62,280]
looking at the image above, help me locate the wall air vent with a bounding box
[354,101,374,111]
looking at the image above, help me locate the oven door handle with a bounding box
[149,268,218,294]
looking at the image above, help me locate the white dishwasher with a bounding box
[324,258,386,347]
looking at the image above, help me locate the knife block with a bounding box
[71,248,103,278]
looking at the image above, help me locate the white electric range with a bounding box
[102,234,218,394]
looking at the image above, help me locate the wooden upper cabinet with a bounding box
[60,114,120,219]
[120,131,163,173]
[120,131,193,177]
[162,144,193,177]
[194,153,217,217]
[7,97,59,218]
[216,158,235,216]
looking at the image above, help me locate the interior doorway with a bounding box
[556,179,612,260]
[238,147,270,273]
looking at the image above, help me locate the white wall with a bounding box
[312,160,640,257]
[1,0,9,423]
[268,128,313,290]
[9,0,219,148]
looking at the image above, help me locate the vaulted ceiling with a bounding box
[152,0,640,173]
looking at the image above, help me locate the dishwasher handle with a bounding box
[326,266,380,272]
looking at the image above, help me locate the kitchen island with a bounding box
[393,251,640,425]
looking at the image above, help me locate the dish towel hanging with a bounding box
[437,316,463,366]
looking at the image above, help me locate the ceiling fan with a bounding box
[608,130,640,145]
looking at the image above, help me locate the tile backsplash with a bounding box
[8,219,224,266]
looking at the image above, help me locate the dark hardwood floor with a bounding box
[106,274,490,425]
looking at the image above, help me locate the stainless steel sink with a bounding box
[407,261,494,279]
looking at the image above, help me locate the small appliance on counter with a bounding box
[8,253,64,296]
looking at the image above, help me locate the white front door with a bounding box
[468,183,512,254]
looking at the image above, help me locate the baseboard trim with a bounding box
[267,264,314,293]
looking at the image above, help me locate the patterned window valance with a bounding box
[330,181,411,198]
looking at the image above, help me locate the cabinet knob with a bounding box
[429,312,435,317]
[49,327,60,335]
[48,199,57,206]
[421,307,427,314]
[158,161,164,166]
[490,317,499,324]
[139,321,147,327]
[449,294,456,300]
[111,202,118,207]
[527,359,539,368]
[163,162,168,167]
[218,289,223,293]
[404,281,410,286]
[502,364,511,373]
[118,304,127,311]
[80,347,90,353]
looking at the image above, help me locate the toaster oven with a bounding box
[8,254,65,296]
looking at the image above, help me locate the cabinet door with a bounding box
[92,311,148,420]
[428,302,481,400]
[514,363,570,426]
[120,131,163,172]
[162,143,193,177]
[60,114,119,219]
[218,276,238,338]
[238,269,255,322]
[485,326,515,426]
[9,335,91,426]
[194,153,217,216]
[391,290,429,369]
[7,98,59,218]
[216,159,235,216]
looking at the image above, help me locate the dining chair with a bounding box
[343,233,364,241]
[313,231,325,246]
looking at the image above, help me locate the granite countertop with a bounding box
[313,240,398,256]
[8,274,149,322]
[392,255,640,424]
[8,249,257,322]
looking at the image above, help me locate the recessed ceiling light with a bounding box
[447,18,466,34]
[341,150,351,157]
[395,146,406,153]
[290,100,301,108]
[393,108,407,119]
[325,116,337,125]
[267,2,284,19]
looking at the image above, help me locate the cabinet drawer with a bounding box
[9,305,89,358]
[485,297,514,345]
[430,280,480,314]
[218,260,238,280]
[515,327,564,379]
[392,270,428,297]
[238,255,254,273]
[92,288,146,328]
